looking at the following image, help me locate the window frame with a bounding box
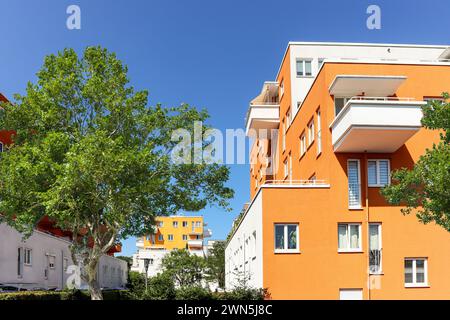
[168,234,174,241]
[299,133,306,158]
[173,221,178,228]
[368,159,391,187]
[283,158,289,179]
[334,97,351,117]
[24,248,32,266]
[296,59,313,77]
[369,223,383,274]
[338,223,362,253]
[274,223,300,254]
[307,119,315,146]
[316,109,322,156]
[404,258,429,287]
[158,234,164,241]
[347,159,362,209]
[182,235,188,241]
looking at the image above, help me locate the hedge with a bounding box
[0,290,129,301]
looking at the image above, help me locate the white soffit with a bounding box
[329,75,407,96]
[438,47,450,59]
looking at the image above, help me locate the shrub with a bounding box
[0,291,62,301]
[175,286,213,300]
[219,287,269,300]
[0,289,129,300]
[143,272,176,300]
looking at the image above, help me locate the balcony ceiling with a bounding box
[329,75,407,97]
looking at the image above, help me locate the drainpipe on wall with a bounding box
[364,151,371,300]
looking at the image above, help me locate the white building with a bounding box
[0,223,127,290]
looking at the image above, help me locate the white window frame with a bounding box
[316,109,322,156]
[307,119,315,146]
[286,108,292,127]
[296,59,313,77]
[289,153,292,182]
[334,97,351,117]
[182,235,188,241]
[404,258,428,287]
[63,257,69,272]
[195,221,201,228]
[173,221,178,228]
[318,58,325,70]
[168,234,174,241]
[368,159,391,187]
[300,133,306,158]
[338,223,362,253]
[274,224,300,253]
[283,158,289,179]
[24,248,32,266]
[48,255,56,269]
[347,159,362,209]
[279,79,284,98]
[369,223,382,274]
[282,120,286,152]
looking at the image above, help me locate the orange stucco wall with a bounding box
[250,61,450,299]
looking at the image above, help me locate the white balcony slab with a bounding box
[331,99,425,153]
[329,75,407,97]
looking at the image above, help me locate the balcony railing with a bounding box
[264,179,329,186]
[330,96,424,153]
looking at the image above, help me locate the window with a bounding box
[288,153,292,181]
[182,235,188,241]
[368,160,390,187]
[168,234,174,241]
[334,97,351,116]
[274,224,299,253]
[63,258,69,272]
[347,160,361,208]
[182,221,188,227]
[339,289,363,300]
[279,79,284,98]
[196,235,201,240]
[318,58,324,70]
[283,158,289,179]
[338,223,362,252]
[157,221,163,227]
[17,247,23,277]
[24,248,32,266]
[173,221,178,228]
[405,258,428,287]
[300,133,306,158]
[296,59,312,77]
[286,108,292,127]
[149,258,154,265]
[282,120,286,152]
[158,234,164,241]
[369,223,382,274]
[307,119,314,146]
[195,221,201,228]
[316,109,322,155]
[48,256,55,269]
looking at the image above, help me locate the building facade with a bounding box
[225,42,450,300]
[0,223,127,290]
[131,216,213,278]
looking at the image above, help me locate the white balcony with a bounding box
[330,97,425,153]
[203,228,212,238]
[245,103,280,135]
[136,239,144,248]
[245,81,280,135]
[187,239,203,248]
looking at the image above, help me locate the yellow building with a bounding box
[142,216,207,251]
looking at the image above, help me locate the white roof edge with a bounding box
[275,41,450,81]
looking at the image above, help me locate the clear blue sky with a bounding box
[0,0,449,256]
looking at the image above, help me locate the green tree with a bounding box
[161,249,206,287]
[205,241,225,289]
[0,47,233,300]
[382,94,450,231]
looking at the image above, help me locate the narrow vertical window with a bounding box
[369,223,382,274]
[347,160,361,208]
[316,109,322,155]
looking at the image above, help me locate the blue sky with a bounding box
[0,0,449,256]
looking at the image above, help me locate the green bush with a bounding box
[0,289,129,300]
[175,286,213,300]
[218,287,269,300]
[144,272,176,300]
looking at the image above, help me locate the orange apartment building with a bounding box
[225,42,450,300]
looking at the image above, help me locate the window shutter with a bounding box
[348,160,360,207]
[379,160,389,185]
[368,161,377,185]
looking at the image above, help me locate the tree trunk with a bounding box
[87,256,103,300]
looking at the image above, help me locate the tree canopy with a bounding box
[0,46,233,299]
[382,93,450,231]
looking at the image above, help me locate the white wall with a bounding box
[0,223,127,290]
[225,190,263,290]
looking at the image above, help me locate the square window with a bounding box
[274,224,299,253]
[405,258,428,287]
[368,160,390,187]
[338,224,362,252]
